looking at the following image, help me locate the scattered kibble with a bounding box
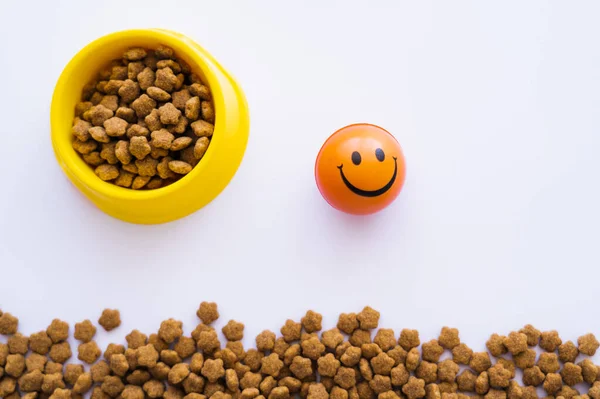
[71,46,214,189]
[2,305,600,399]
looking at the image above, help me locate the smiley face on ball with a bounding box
[315,124,406,215]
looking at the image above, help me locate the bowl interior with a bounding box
[52,29,217,200]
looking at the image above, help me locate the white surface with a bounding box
[1,0,600,352]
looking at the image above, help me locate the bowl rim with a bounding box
[51,28,224,201]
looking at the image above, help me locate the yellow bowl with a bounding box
[51,29,250,224]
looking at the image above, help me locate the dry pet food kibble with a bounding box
[4,305,600,399]
[71,46,214,189]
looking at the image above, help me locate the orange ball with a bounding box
[315,123,406,215]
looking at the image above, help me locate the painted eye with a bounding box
[351,151,361,165]
[375,148,385,162]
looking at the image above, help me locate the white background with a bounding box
[1,0,600,356]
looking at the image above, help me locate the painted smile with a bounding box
[337,157,398,197]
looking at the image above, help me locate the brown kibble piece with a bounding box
[49,341,71,363]
[578,358,597,384]
[47,319,69,343]
[558,341,579,363]
[201,358,225,383]
[390,364,409,387]
[185,96,201,120]
[127,123,150,138]
[514,348,536,370]
[144,380,165,398]
[136,344,159,368]
[102,375,125,397]
[341,346,362,367]
[137,67,155,90]
[457,370,477,392]
[189,83,211,100]
[192,136,209,160]
[369,375,391,394]
[300,311,322,333]
[540,331,562,352]
[100,142,119,164]
[504,332,528,355]
[115,170,134,187]
[470,352,492,373]
[100,94,120,110]
[240,372,262,390]
[73,138,98,154]
[110,354,129,376]
[25,353,47,372]
[356,307,380,330]
[89,126,110,143]
[435,360,458,383]
[425,384,441,399]
[452,343,472,365]
[302,336,325,360]
[121,385,144,399]
[84,151,104,165]
[578,333,599,356]
[475,372,489,395]
[29,331,52,355]
[337,313,359,335]
[318,353,341,377]
[150,128,175,149]
[88,104,114,126]
[415,361,438,384]
[131,94,156,118]
[98,309,121,331]
[167,136,192,152]
[397,330,420,352]
[5,354,25,377]
[74,372,93,394]
[438,327,460,350]
[19,371,44,394]
[132,175,151,189]
[523,366,545,387]
[402,377,425,399]
[350,330,372,347]
[543,373,562,395]
[168,363,190,385]
[72,118,91,141]
[519,325,541,347]
[118,79,140,103]
[334,367,356,390]
[116,106,136,122]
[269,386,290,399]
[94,164,119,181]
[290,356,312,380]
[488,364,511,388]
[486,334,507,357]
[261,353,284,377]
[49,388,72,399]
[406,348,420,372]
[281,320,302,343]
[160,350,182,366]
[251,330,274,353]
[78,341,101,364]
[172,89,192,110]
[7,333,28,355]
[197,330,221,354]
[155,67,178,92]
[422,340,443,363]
[191,119,214,137]
[158,103,182,125]
[359,357,374,381]
[0,377,16,397]
[196,302,219,324]
[91,360,110,383]
[560,362,583,386]
[373,329,396,352]
[538,352,560,374]
[42,373,65,394]
[74,320,96,343]
[104,117,128,137]
[371,352,395,376]
[129,136,152,160]
[201,101,215,123]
